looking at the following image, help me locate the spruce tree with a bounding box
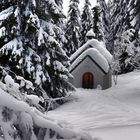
[36,0,74,99]
[126,0,140,35]
[64,0,81,57]
[111,0,140,73]
[0,0,44,85]
[128,0,140,69]
[0,0,74,103]
[129,0,140,51]
[98,0,128,54]
[80,0,93,46]
[114,29,136,74]
[97,0,113,53]
[92,5,103,41]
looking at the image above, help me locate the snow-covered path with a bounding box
[47,71,140,139]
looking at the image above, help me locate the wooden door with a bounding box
[82,72,93,89]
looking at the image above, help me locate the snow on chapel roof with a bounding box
[70,39,113,73]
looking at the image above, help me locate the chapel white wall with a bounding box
[70,57,105,89]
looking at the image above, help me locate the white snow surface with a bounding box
[86,29,95,37]
[70,48,109,73]
[48,71,140,140]
[70,39,112,65]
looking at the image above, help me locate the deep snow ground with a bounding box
[47,71,140,140]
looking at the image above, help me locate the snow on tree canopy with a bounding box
[0,6,14,25]
[0,27,6,38]
[70,39,112,73]
[0,38,23,57]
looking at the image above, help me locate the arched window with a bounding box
[82,72,94,89]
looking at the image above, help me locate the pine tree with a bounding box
[0,0,74,103]
[0,0,44,85]
[98,0,128,54]
[128,0,140,69]
[80,0,93,46]
[97,0,113,53]
[128,0,140,36]
[113,29,137,74]
[111,0,140,73]
[36,0,74,99]
[92,5,103,41]
[64,0,81,57]
[129,0,140,52]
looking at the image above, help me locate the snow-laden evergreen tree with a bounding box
[97,0,129,54]
[97,0,113,53]
[128,0,140,60]
[64,0,81,57]
[129,0,140,37]
[0,0,44,86]
[109,0,140,74]
[36,0,74,99]
[113,29,137,74]
[92,5,103,41]
[80,0,93,46]
[0,0,74,105]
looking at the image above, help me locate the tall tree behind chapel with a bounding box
[92,5,103,41]
[99,0,140,73]
[64,0,81,57]
[80,0,93,46]
[98,0,128,54]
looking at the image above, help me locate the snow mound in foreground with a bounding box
[0,87,93,140]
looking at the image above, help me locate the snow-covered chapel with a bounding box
[69,32,112,89]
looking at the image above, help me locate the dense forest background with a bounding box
[0,0,140,139]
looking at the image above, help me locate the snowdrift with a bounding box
[0,88,93,140]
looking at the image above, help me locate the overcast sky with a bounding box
[63,0,97,15]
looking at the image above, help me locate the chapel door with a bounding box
[82,72,93,89]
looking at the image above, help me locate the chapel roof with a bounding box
[69,39,112,73]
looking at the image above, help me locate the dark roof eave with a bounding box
[70,55,107,74]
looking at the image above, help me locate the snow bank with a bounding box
[90,125,140,140]
[48,71,140,140]
[70,48,109,73]
[70,39,112,64]
[0,88,93,140]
